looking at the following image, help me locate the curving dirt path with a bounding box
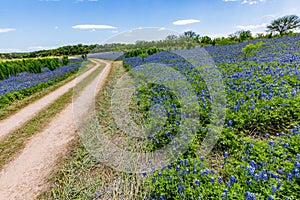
[0,59,103,141]
[0,59,112,200]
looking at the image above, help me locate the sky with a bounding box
[0,0,300,53]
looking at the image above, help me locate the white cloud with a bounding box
[0,28,16,33]
[172,19,200,26]
[222,0,267,5]
[72,24,117,30]
[236,23,267,30]
[242,0,265,5]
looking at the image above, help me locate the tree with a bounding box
[193,34,201,44]
[232,30,252,42]
[62,56,70,65]
[166,35,178,40]
[184,31,197,38]
[237,30,252,42]
[267,15,300,35]
[200,36,212,45]
[255,33,265,39]
[81,54,87,61]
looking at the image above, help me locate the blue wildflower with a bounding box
[230,175,237,183]
[224,151,229,158]
[287,172,293,181]
[268,140,275,146]
[267,196,274,200]
[218,176,223,184]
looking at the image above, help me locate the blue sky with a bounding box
[0,0,299,53]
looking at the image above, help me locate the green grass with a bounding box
[0,61,92,120]
[38,62,148,200]
[0,61,105,170]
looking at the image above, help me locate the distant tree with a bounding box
[267,15,300,35]
[211,39,216,46]
[193,34,201,44]
[200,36,212,45]
[184,31,197,38]
[166,35,178,40]
[228,33,239,42]
[255,33,265,39]
[236,30,252,42]
[81,54,87,61]
[62,56,70,65]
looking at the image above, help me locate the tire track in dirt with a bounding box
[0,59,112,200]
[0,60,101,141]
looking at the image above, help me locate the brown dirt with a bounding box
[0,59,112,200]
[0,59,100,141]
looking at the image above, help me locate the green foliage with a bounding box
[62,56,70,65]
[144,132,300,199]
[123,63,132,71]
[0,58,66,80]
[124,48,164,58]
[0,44,96,59]
[81,54,87,61]
[200,36,213,46]
[139,53,148,61]
[242,42,264,56]
[237,30,253,42]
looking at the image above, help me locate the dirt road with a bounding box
[0,59,112,200]
[0,59,102,141]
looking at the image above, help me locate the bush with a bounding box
[242,42,264,56]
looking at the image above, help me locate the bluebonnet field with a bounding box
[88,52,124,60]
[124,35,300,199]
[0,59,82,109]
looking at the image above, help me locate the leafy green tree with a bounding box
[139,53,148,61]
[81,54,87,61]
[165,35,178,40]
[234,30,252,42]
[267,15,300,35]
[184,31,197,38]
[237,30,252,42]
[200,36,212,45]
[62,56,70,65]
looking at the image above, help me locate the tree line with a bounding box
[0,44,95,60]
[185,15,300,46]
[1,15,299,59]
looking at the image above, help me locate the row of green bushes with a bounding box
[124,48,164,58]
[0,56,70,80]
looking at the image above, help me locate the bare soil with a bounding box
[0,59,112,200]
[0,60,100,141]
